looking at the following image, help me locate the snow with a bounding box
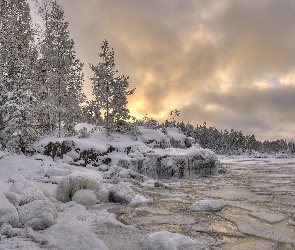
[56,172,102,202]
[72,189,98,206]
[2,126,294,249]
[18,199,57,229]
[109,182,137,204]
[43,204,108,250]
[0,193,20,228]
[140,231,196,250]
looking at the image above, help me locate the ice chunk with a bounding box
[189,199,223,212]
[109,182,136,204]
[140,231,196,250]
[130,194,153,206]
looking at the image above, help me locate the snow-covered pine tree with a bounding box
[81,100,103,126]
[0,0,40,152]
[90,40,135,135]
[37,0,85,137]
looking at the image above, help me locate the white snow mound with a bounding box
[72,189,97,206]
[0,193,20,228]
[141,230,196,250]
[18,199,57,229]
[56,172,102,202]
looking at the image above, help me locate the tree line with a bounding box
[160,115,294,155]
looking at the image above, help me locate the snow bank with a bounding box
[189,199,224,212]
[56,172,102,202]
[140,231,196,250]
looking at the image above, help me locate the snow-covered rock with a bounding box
[8,182,24,194]
[140,231,196,250]
[56,172,102,202]
[0,193,20,228]
[18,199,57,229]
[72,189,98,206]
[189,199,224,212]
[95,186,110,203]
[19,182,49,205]
[4,191,20,207]
[109,182,136,204]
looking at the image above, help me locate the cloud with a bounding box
[55,0,295,140]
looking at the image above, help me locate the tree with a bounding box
[0,0,40,151]
[37,0,85,137]
[90,40,135,135]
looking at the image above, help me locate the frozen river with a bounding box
[113,157,295,249]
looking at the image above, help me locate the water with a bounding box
[114,157,295,249]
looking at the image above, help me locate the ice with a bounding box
[140,231,196,250]
[189,199,224,212]
[109,182,136,204]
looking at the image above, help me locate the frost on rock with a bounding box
[56,172,102,202]
[72,189,97,206]
[189,199,224,212]
[109,182,136,204]
[140,231,196,250]
[0,194,20,228]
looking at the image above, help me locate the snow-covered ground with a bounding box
[1,127,295,249]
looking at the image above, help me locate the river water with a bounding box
[114,157,295,249]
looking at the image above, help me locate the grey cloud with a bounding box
[179,85,295,140]
[55,0,295,140]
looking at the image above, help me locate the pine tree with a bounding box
[90,40,135,135]
[0,0,40,152]
[37,0,85,137]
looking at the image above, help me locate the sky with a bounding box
[32,0,295,141]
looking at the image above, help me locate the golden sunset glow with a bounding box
[46,0,295,140]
